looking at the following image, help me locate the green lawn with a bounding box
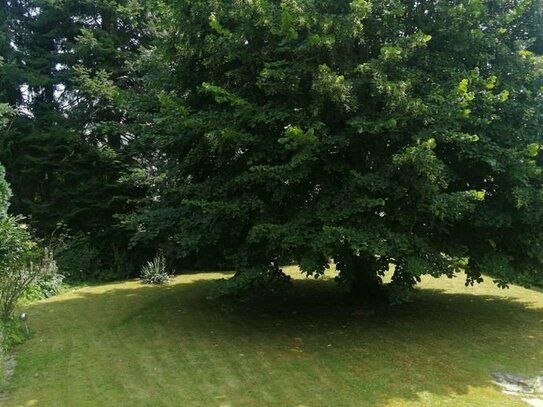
[6,266,543,406]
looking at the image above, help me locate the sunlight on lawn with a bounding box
[7,267,543,407]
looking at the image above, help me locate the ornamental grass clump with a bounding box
[140,252,171,285]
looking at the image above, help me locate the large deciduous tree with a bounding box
[127,0,543,301]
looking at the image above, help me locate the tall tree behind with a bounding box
[0,0,152,280]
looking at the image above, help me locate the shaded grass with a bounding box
[6,267,543,406]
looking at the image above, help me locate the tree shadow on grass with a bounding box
[16,276,543,406]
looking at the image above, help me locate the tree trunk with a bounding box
[338,253,384,304]
[350,256,383,303]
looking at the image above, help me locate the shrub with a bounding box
[0,319,28,386]
[36,270,64,298]
[22,261,64,302]
[208,264,292,302]
[140,252,171,285]
[56,233,137,282]
[0,216,57,319]
[55,234,102,282]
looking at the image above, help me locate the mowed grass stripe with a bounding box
[6,267,542,406]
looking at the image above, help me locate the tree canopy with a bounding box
[1,0,542,300]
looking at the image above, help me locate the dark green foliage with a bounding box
[0,164,10,218]
[0,0,153,280]
[0,319,28,386]
[0,319,28,349]
[55,234,106,282]
[1,0,543,301]
[125,0,543,301]
[207,264,292,302]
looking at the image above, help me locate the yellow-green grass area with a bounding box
[7,266,543,407]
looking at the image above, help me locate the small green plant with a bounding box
[140,252,171,285]
[22,262,64,302]
[0,319,28,387]
[36,271,64,298]
[0,332,9,387]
